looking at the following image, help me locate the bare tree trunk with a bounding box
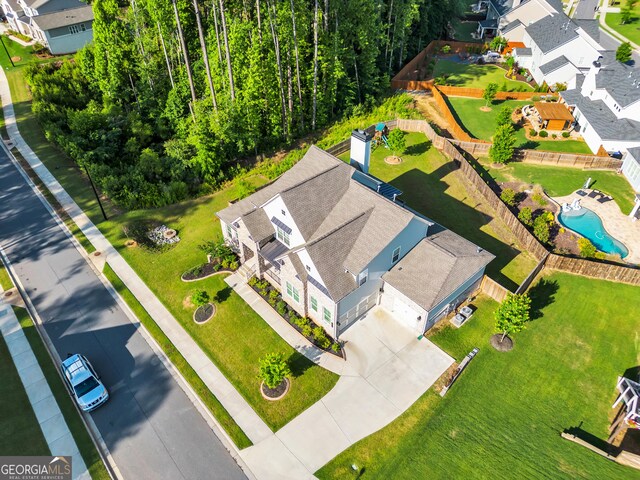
[266,0,287,135]
[211,1,224,67]
[324,0,328,31]
[354,58,361,104]
[387,15,396,74]
[256,0,263,43]
[172,0,197,104]
[158,21,175,88]
[289,0,304,129]
[286,49,293,122]
[384,0,393,64]
[312,0,318,130]
[219,0,236,101]
[193,0,218,111]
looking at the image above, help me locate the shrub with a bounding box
[331,342,341,353]
[236,179,256,199]
[595,251,607,260]
[302,324,312,337]
[192,290,210,307]
[533,212,554,243]
[313,327,331,349]
[221,258,230,269]
[532,193,547,206]
[229,260,238,270]
[551,134,557,139]
[276,301,288,316]
[529,129,537,137]
[248,277,258,287]
[539,130,548,138]
[578,237,597,258]
[518,207,533,226]
[532,95,541,102]
[500,81,508,92]
[258,353,291,389]
[189,265,203,277]
[441,44,451,54]
[269,289,279,303]
[295,316,310,329]
[500,188,517,207]
[562,131,570,138]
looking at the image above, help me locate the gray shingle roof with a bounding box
[479,18,498,29]
[626,147,640,165]
[593,56,640,108]
[383,230,494,312]
[526,14,579,54]
[489,0,515,16]
[573,19,600,44]
[501,19,522,34]
[514,47,532,56]
[31,5,93,30]
[561,89,640,141]
[241,208,273,243]
[539,55,573,74]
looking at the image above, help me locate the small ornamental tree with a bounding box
[258,353,291,389]
[495,293,532,341]
[489,124,516,164]
[483,82,499,107]
[192,289,210,307]
[490,36,507,53]
[518,206,533,227]
[616,42,633,63]
[578,237,597,258]
[496,105,513,128]
[387,129,406,157]
[500,188,517,206]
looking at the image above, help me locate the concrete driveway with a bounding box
[240,306,453,479]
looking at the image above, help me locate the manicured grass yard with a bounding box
[433,59,533,91]
[446,96,593,153]
[481,161,638,215]
[0,327,50,456]
[605,8,640,46]
[97,186,338,431]
[317,272,640,479]
[342,132,537,288]
[451,21,482,43]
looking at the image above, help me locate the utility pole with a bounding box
[0,36,14,67]
[83,165,108,221]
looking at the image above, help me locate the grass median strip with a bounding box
[102,264,253,449]
[13,306,111,480]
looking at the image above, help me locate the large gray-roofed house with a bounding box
[593,57,640,109]
[539,56,573,75]
[217,133,494,338]
[30,4,92,30]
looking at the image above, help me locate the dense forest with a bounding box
[26,0,465,209]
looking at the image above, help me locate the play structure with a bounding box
[611,376,640,438]
[374,122,390,149]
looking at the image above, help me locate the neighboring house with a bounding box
[1,0,92,54]
[216,132,494,339]
[561,51,640,157]
[622,148,640,193]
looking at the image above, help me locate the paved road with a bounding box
[573,0,599,19]
[0,149,246,480]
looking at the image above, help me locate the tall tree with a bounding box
[172,0,197,104]
[218,0,236,101]
[193,0,218,110]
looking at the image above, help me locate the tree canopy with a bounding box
[495,293,531,341]
[616,42,633,63]
[26,0,466,210]
[489,123,516,164]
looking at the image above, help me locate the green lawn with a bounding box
[0,326,50,456]
[97,188,338,431]
[13,307,111,479]
[451,21,482,43]
[0,36,39,69]
[433,59,533,91]
[317,273,640,479]
[605,8,640,46]
[342,132,537,288]
[481,161,637,214]
[446,97,593,153]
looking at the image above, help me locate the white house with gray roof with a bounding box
[1,0,92,54]
[216,132,494,338]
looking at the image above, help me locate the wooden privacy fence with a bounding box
[437,85,550,100]
[481,275,510,303]
[430,87,488,144]
[451,140,623,169]
[393,118,640,286]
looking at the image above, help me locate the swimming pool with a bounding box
[558,207,629,258]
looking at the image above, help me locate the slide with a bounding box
[381,134,390,148]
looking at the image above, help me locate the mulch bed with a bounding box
[490,334,513,351]
[182,262,233,281]
[261,378,290,401]
[194,303,215,324]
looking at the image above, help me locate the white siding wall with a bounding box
[544,64,580,89]
[622,153,640,192]
[380,283,427,333]
[262,195,305,247]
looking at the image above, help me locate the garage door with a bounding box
[391,297,421,329]
[337,292,378,333]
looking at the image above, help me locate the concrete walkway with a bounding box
[0,24,36,47]
[237,305,454,479]
[598,3,640,53]
[0,67,271,447]
[0,298,89,480]
[225,273,345,375]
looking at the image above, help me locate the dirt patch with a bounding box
[183,296,195,310]
[384,155,402,164]
[10,56,20,62]
[490,334,513,351]
[480,106,492,112]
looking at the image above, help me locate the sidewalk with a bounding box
[599,5,640,52]
[0,24,36,47]
[0,68,272,447]
[0,298,89,480]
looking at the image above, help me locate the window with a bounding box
[226,224,233,238]
[276,226,290,246]
[80,23,86,32]
[286,282,299,303]
[358,268,368,286]
[281,209,286,216]
[305,265,311,272]
[392,246,401,263]
[322,307,332,323]
[69,25,80,34]
[310,296,318,312]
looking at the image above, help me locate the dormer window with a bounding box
[358,269,368,286]
[276,226,290,246]
[392,246,401,263]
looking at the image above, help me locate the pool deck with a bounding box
[553,190,640,265]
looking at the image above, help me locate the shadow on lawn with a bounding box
[214,286,232,303]
[528,278,559,320]
[404,141,432,156]
[389,165,525,290]
[287,348,320,378]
